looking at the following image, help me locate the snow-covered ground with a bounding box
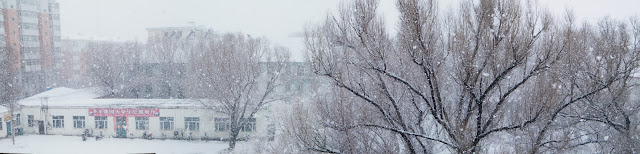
[0,135,228,154]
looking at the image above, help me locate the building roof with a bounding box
[26,87,103,100]
[63,33,127,42]
[18,87,212,108]
[145,25,208,31]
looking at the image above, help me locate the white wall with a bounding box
[0,115,6,137]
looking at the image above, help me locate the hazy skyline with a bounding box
[58,0,639,61]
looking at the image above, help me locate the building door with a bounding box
[6,121,10,135]
[115,117,127,138]
[38,121,45,134]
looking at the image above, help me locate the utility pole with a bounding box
[41,97,49,135]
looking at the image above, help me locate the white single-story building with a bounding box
[3,87,268,140]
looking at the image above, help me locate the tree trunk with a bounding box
[10,106,15,145]
[11,120,15,145]
[228,128,240,150]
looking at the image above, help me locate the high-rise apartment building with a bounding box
[141,26,212,98]
[59,39,90,88]
[0,0,61,97]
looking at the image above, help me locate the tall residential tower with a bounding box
[0,0,61,97]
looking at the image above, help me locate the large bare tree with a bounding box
[186,33,290,150]
[522,15,640,154]
[85,41,143,97]
[0,46,22,145]
[302,0,640,153]
[146,32,195,98]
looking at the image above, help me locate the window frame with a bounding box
[14,114,20,125]
[95,116,107,129]
[214,118,229,132]
[184,117,200,131]
[135,117,149,130]
[241,118,257,132]
[159,117,174,130]
[73,116,85,128]
[52,115,64,128]
[28,115,34,127]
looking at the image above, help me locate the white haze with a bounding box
[59,0,638,62]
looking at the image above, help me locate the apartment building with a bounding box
[141,26,213,98]
[59,39,90,88]
[0,0,62,97]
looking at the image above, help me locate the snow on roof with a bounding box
[22,87,104,101]
[28,99,206,108]
[145,25,208,31]
[63,33,126,42]
[18,87,214,108]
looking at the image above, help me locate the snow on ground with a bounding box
[0,135,228,154]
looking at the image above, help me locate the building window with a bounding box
[241,118,257,132]
[19,35,38,42]
[73,116,85,128]
[52,116,64,128]
[17,0,37,5]
[28,115,34,127]
[50,14,60,20]
[14,114,20,125]
[160,117,174,130]
[135,117,149,130]
[214,118,229,132]
[95,116,107,129]
[184,117,199,131]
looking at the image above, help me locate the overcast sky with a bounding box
[58,0,639,61]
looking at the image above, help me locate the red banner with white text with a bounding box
[88,108,159,117]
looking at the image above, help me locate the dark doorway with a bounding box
[38,121,45,134]
[115,117,127,138]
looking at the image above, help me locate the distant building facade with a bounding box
[59,39,90,88]
[140,26,321,99]
[0,0,62,97]
[53,26,321,101]
[141,26,213,99]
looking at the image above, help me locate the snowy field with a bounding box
[0,135,229,154]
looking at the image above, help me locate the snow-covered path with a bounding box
[0,135,228,154]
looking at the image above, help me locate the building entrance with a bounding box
[5,121,9,135]
[38,121,45,134]
[115,117,127,138]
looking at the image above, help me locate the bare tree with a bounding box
[303,0,639,153]
[0,46,22,145]
[146,33,193,98]
[85,41,143,97]
[524,15,640,154]
[186,33,290,150]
